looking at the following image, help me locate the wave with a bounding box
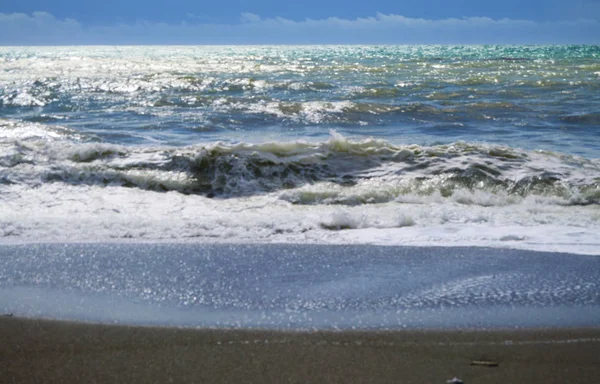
[2,128,599,206]
[0,76,337,107]
[143,99,516,126]
[0,119,86,141]
[0,91,54,107]
[561,113,600,125]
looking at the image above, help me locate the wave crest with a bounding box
[2,131,599,206]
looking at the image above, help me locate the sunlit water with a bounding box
[1,45,599,254]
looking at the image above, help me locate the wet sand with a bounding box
[1,316,599,384]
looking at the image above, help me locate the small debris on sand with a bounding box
[470,360,499,367]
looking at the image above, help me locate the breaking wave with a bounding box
[2,127,598,206]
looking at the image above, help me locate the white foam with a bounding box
[1,127,599,254]
[0,119,79,141]
[1,182,598,255]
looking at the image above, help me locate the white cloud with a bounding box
[0,12,83,45]
[240,13,261,24]
[0,11,599,45]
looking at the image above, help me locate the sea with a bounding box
[1,45,599,253]
[1,45,600,328]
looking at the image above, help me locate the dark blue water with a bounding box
[1,45,599,156]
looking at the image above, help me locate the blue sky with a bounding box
[1,0,600,44]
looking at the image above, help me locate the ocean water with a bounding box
[2,244,599,328]
[1,45,600,254]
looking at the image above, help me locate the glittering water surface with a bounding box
[1,45,599,153]
[1,244,599,328]
[1,45,599,252]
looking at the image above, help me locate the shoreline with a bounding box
[1,237,599,258]
[2,316,599,383]
[2,243,599,329]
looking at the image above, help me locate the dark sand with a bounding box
[1,317,599,384]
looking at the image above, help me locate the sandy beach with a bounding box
[2,316,599,384]
[2,244,599,382]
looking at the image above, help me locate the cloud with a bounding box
[240,13,262,24]
[0,12,83,45]
[0,11,599,45]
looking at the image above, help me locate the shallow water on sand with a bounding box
[1,244,599,329]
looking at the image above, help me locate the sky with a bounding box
[1,0,600,44]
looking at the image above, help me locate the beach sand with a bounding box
[1,316,599,384]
